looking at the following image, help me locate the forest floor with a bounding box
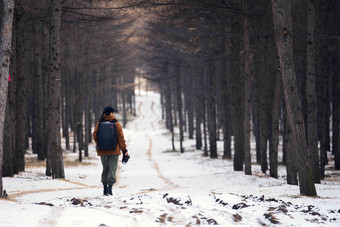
[1,91,340,227]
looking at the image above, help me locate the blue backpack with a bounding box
[97,120,118,150]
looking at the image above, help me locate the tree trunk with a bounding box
[78,69,84,159]
[15,8,25,173]
[166,81,175,151]
[3,24,16,177]
[72,69,78,154]
[258,64,269,174]
[48,0,64,179]
[284,111,298,185]
[62,43,70,151]
[316,0,330,179]
[334,48,340,170]
[194,67,202,150]
[84,66,90,157]
[305,0,320,183]
[32,23,44,160]
[175,64,184,153]
[64,64,70,150]
[202,67,208,157]
[221,58,231,159]
[252,66,260,164]
[272,0,317,196]
[122,89,127,127]
[231,13,244,171]
[269,74,281,178]
[243,0,251,175]
[185,70,194,140]
[0,0,15,197]
[42,21,49,166]
[208,60,217,159]
[78,122,82,162]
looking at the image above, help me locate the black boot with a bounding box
[103,184,108,196]
[107,184,113,195]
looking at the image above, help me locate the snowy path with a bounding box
[1,92,340,227]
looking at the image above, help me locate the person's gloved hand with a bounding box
[122,149,130,165]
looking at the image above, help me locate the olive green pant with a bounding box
[100,155,119,185]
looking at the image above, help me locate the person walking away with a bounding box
[92,106,129,195]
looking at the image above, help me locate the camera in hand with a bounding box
[122,155,130,165]
[122,149,130,165]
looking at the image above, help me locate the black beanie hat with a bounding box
[103,106,117,115]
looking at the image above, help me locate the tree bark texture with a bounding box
[202,67,208,157]
[175,65,184,153]
[271,0,317,196]
[243,0,251,175]
[185,70,194,140]
[194,67,202,150]
[316,0,330,179]
[231,14,244,171]
[208,60,217,159]
[0,0,15,196]
[42,22,49,166]
[269,74,281,179]
[15,3,26,173]
[166,81,175,151]
[48,0,64,179]
[284,112,298,185]
[333,50,340,169]
[2,23,16,177]
[305,0,320,183]
[32,23,44,160]
[221,60,231,159]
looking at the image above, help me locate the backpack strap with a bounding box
[110,119,118,123]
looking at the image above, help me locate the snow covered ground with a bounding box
[1,91,340,227]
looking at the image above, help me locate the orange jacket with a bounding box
[92,115,127,156]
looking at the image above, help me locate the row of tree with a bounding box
[139,0,340,196]
[0,0,138,197]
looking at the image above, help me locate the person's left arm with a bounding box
[117,123,128,156]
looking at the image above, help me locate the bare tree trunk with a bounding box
[78,69,84,161]
[3,24,16,177]
[258,61,269,173]
[272,0,317,196]
[0,0,15,197]
[305,0,320,183]
[231,13,244,171]
[41,21,50,167]
[185,70,194,140]
[48,0,64,179]
[166,81,175,151]
[195,67,202,150]
[61,43,69,151]
[122,87,127,127]
[334,49,340,170]
[64,64,70,150]
[15,5,26,173]
[252,67,260,164]
[84,65,90,157]
[243,0,251,175]
[32,23,44,160]
[175,64,184,153]
[316,0,330,179]
[78,122,82,162]
[221,58,231,159]
[269,74,281,178]
[284,111,298,185]
[72,69,78,154]
[202,67,208,157]
[208,60,217,159]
